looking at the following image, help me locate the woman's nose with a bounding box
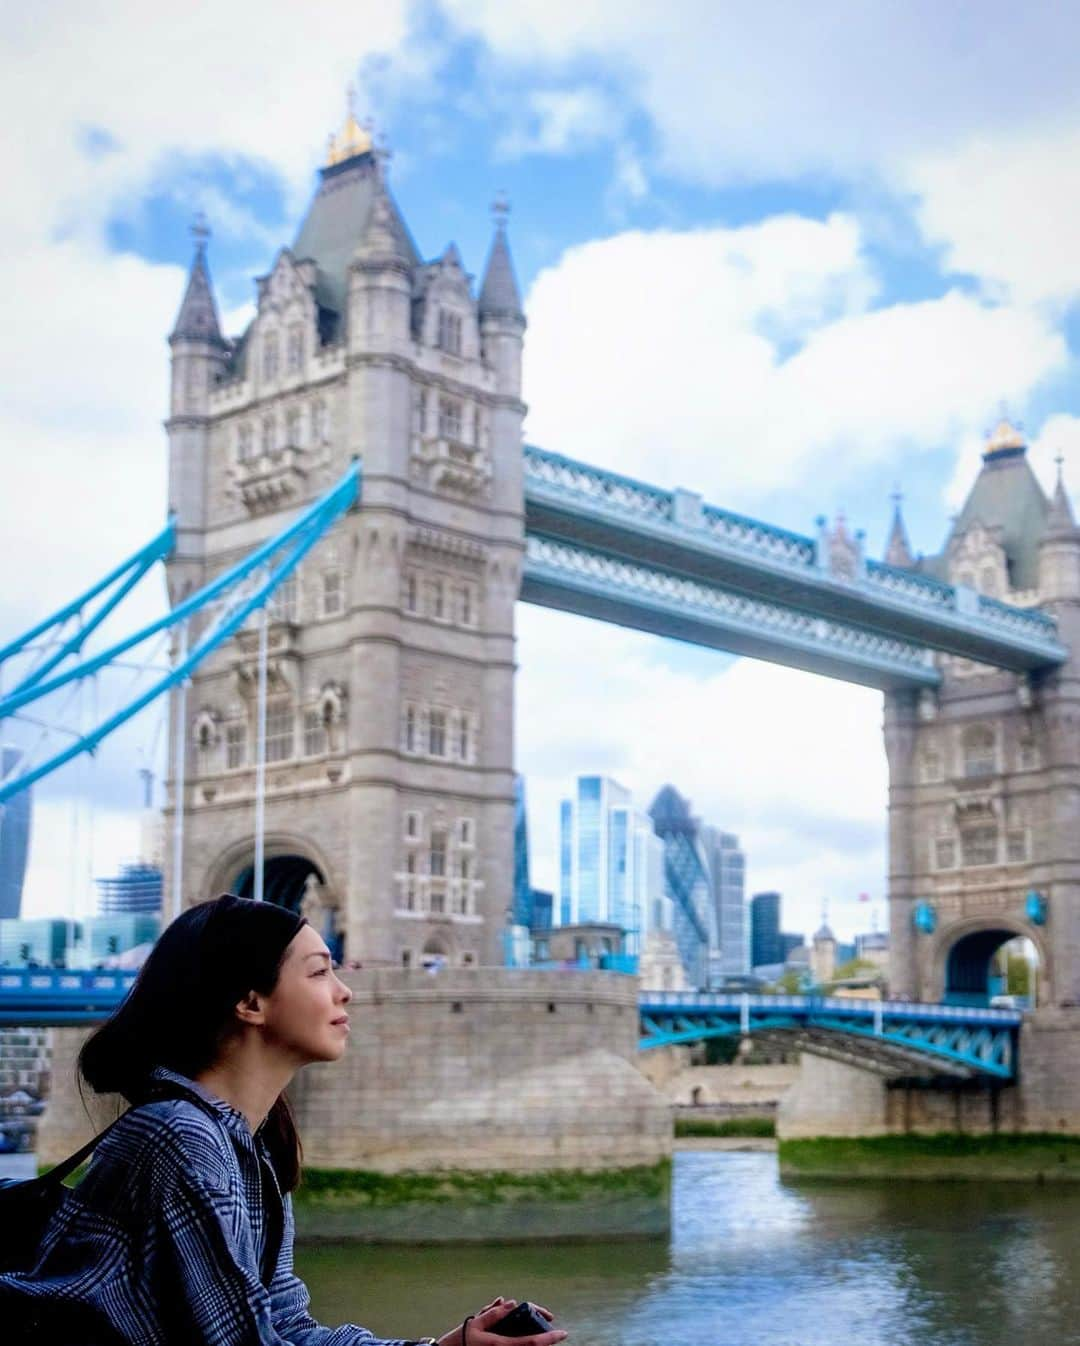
[335,976,352,1004]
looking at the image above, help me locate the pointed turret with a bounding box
[478,197,524,322]
[1039,455,1080,606]
[1047,459,1077,537]
[884,490,914,568]
[169,218,224,346]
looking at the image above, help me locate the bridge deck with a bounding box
[524,445,1066,676]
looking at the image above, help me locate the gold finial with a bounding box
[985,415,1026,456]
[326,83,374,166]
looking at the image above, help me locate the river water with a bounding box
[297,1150,1080,1346]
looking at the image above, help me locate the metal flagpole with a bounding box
[253,604,269,902]
[171,622,188,923]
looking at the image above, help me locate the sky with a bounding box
[4,1,1080,938]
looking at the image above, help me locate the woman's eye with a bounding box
[311,968,329,977]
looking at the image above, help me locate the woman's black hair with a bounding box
[79,893,308,1192]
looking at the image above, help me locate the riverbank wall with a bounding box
[776,1008,1080,1178]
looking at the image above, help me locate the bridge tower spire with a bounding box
[884,487,914,568]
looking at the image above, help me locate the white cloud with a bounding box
[497,86,623,158]
[443,1,1080,188]
[516,605,887,940]
[523,219,1066,506]
[905,126,1080,306]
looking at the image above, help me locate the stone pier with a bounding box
[38,969,671,1173]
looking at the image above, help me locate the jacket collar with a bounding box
[148,1065,254,1139]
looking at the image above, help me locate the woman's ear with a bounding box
[234,990,266,1027]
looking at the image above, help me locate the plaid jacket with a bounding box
[1,1067,412,1345]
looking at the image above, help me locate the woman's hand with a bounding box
[436,1296,567,1346]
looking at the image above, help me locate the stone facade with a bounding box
[164,127,526,968]
[38,971,671,1173]
[886,421,1080,1006]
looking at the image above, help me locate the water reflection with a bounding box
[297,1152,1080,1346]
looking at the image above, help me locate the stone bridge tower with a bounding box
[164,114,526,967]
[886,420,1080,1007]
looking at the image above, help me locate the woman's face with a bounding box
[259,923,353,1065]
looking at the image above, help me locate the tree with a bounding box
[1006,954,1031,997]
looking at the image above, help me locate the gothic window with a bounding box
[458,817,474,848]
[404,810,421,841]
[261,416,276,458]
[303,709,327,757]
[414,388,428,434]
[455,713,469,762]
[438,396,463,440]
[455,583,475,626]
[1006,829,1029,863]
[920,748,944,784]
[437,309,463,356]
[962,725,996,779]
[403,704,417,753]
[430,829,448,878]
[428,709,447,757]
[961,825,998,867]
[311,400,328,445]
[404,853,419,911]
[285,407,302,448]
[934,837,956,869]
[262,332,279,381]
[453,856,471,914]
[287,324,304,373]
[265,701,294,764]
[225,722,246,769]
[426,577,446,620]
[269,572,298,623]
[322,570,343,616]
[237,424,254,465]
[402,571,419,614]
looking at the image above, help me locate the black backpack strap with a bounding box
[39,1085,190,1186]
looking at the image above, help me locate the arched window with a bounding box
[962,724,996,779]
[428,709,447,757]
[437,309,462,356]
[287,323,304,373]
[262,332,279,381]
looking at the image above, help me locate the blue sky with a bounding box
[4,1,1080,939]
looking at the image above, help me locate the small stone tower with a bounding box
[886,419,1080,1005]
[164,113,527,968]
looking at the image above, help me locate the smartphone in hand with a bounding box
[488,1302,554,1338]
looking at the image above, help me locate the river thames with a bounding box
[298,1149,1080,1346]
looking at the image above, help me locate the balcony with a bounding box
[411,436,492,498]
[235,444,307,513]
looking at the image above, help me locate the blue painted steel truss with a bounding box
[0,463,360,804]
[638,992,1021,1080]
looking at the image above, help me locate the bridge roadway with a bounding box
[0,972,1022,1081]
[521,445,1067,689]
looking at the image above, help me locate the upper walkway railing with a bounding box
[523,445,1066,675]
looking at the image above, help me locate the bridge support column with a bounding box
[776,1056,888,1139]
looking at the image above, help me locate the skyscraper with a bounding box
[701,826,748,977]
[558,775,662,954]
[0,750,32,920]
[512,774,532,928]
[95,862,163,916]
[649,785,713,988]
[751,891,782,969]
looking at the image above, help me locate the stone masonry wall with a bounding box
[38,970,671,1173]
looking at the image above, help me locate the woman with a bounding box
[3,894,568,1346]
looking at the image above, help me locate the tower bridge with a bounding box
[5,111,1080,1126]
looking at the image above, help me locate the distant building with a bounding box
[751,892,782,969]
[856,930,890,976]
[95,862,163,915]
[0,750,32,920]
[532,921,636,974]
[529,888,553,930]
[0,918,74,968]
[79,914,160,967]
[701,827,748,978]
[811,922,838,985]
[512,775,532,928]
[558,775,662,956]
[649,786,712,988]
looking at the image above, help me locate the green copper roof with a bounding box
[292,153,420,315]
[947,450,1049,590]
